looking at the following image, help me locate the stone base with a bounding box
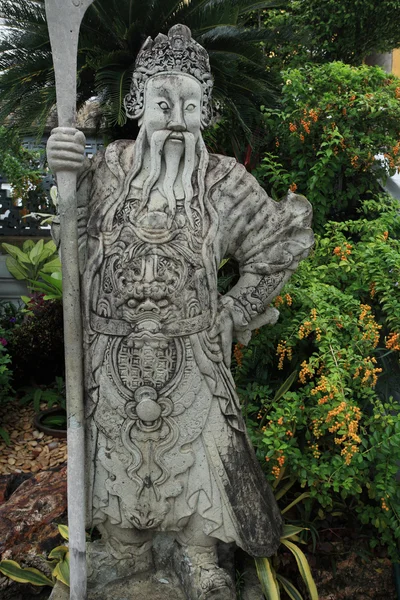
[48,572,185,600]
[88,571,186,600]
[48,560,265,600]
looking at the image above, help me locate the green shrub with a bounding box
[0,327,14,444]
[234,193,400,559]
[256,62,400,231]
[1,239,61,295]
[8,295,64,387]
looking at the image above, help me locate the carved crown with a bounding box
[124,24,213,127]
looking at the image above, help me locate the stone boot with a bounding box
[87,535,154,587]
[174,542,236,600]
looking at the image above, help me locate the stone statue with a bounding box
[47,24,314,600]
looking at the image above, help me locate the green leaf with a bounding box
[29,239,44,265]
[22,240,35,253]
[48,545,68,562]
[255,557,281,600]
[0,427,10,445]
[52,552,69,587]
[281,492,311,515]
[281,524,306,540]
[40,257,61,273]
[5,256,28,280]
[275,477,296,501]
[218,258,230,269]
[21,295,31,305]
[273,369,298,402]
[276,574,304,600]
[33,388,42,413]
[57,524,69,541]
[281,540,318,600]
[0,560,54,587]
[2,243,31,264]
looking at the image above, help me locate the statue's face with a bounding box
[140,72,203,144]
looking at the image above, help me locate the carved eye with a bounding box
[185,103,196,112]
[158,101,170,110]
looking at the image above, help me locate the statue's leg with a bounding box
[87,519,154,586]
[175,515,236,600]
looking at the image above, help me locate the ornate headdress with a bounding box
[124,24,213,128]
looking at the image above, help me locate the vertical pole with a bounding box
[44,1,96,597]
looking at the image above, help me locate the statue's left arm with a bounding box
[214,162,314,346]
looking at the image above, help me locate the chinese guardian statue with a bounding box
[47,24,314,600]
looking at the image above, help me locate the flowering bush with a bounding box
[256,62,400,231]
[234,193,400,558]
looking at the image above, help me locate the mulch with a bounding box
[0,401,67,476]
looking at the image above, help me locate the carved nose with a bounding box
[138,299,161,313]
[168,121,185,132]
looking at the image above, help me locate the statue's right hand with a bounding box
[47,127,86,173]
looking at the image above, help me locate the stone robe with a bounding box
[73,139,313,558]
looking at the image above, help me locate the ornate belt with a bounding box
[90,311,211,338]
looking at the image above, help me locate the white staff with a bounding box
[44,1,95,598]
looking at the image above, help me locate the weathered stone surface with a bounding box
[88,572,186,600]
[47,22,314,598]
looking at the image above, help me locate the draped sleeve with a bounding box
[210,159,314,339]
[214,161,314,276]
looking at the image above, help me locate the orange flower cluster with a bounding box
[354,356,382,387]
[383,230,389,240]
[308,442,321,459]
[270,449,285,479]
[358,305,381,348]
[275,138,280,147]
[234,343,244,368]
[393,143,400,156]
[298,320,313,340]
[299,133,305,143]
[396,87,400,99]
[274,293,293,308]
[311,308,317,321]
[311,376,338,406]
[325,401,362,465]
[333,243,352,261]
[300,118,311,134]
[276,340,293,369]
[384,151,397,170]
[359,304,371,321]
[369,281,376,298]
[289,182,298,192]
[381,497,390,512]
[310,417,323,439]
[299,360,313,384]
[289,122,297,132]
[351,155,359,168]
[386,332,400,351]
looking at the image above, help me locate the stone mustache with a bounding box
[47,24,314,600]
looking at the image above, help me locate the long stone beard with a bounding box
[138,130,196,227]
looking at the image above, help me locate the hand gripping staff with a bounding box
[44,1,96,598]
